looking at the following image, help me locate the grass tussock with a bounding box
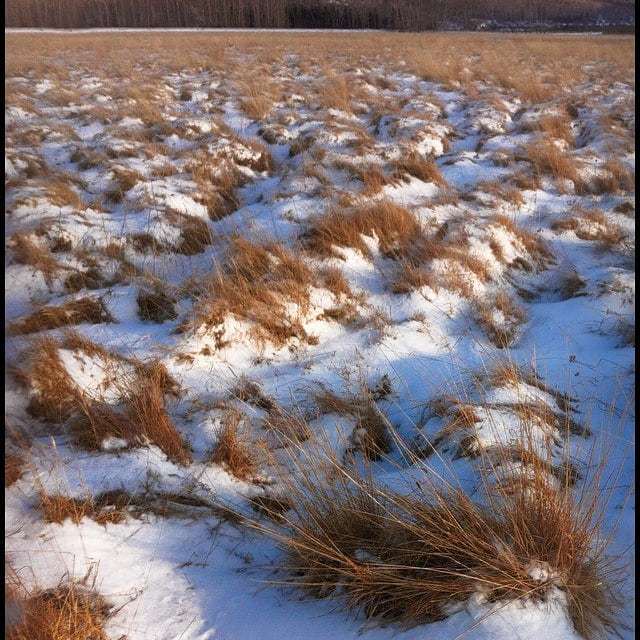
[74,362,191,465]
[6,578,111,640]
[16,337,78,422]
[5,453,25,487]
[9,234,62,284]
[252,443,622,640]
[475,291,527,348]
[305,201,422,260]
[39,492,125,526]
[210,409,258,481]
[137,288,178,323]
[262,406,312,445]
[46,179,86,209]
[192,238,318,347]
[393,152,447,187]
[105,165,142,202]
[16,339,190,463]
[551,208,626,249]
[239,80,275,121]
[491,214,555,268]
[592,159,635,195]
[175,215,214,255]
[525,141,583,191]
[8,298,113,336]
[315,388,392,460]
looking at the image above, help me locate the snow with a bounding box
[5,34,635,640]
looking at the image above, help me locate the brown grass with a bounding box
[15,339,190,463]
[239,80,275,121]
[70,147,108,171]
[393,152,447,187]
[15,338,78,422]
[475,291,526,348]
[551,209,626,248]
[491,214,554,268]
[137,289,178,323]
[192,238,317,347]
[39,492,125,526]
[74,362,191,465]
[251,442,622,640]
[210,409,258,481]
[525,140,583,191]
[232,377,275,411]
[9,234,62,284]
[262,406,312,445]
[46,179,86,209]
[105,166,142,202]
[175,215,214,255]
[319,75,352,112]
[305,201,422,260]
[8,298,113,336]
[315,388,392,460]
[5,453,25,487]
[7,579,111,640]
[592,159,635,195]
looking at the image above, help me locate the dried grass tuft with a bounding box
[210,410,258,481]
[8,298,113,336]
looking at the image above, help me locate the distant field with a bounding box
[5,31,635,640]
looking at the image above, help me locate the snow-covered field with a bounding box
[5,32,635,640]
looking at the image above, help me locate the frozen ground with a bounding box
[5,33,635,640]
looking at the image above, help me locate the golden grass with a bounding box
[592,159,635,195]
[210,409,258,481]
[74,362,191,465]
[39,492,125,526]
[393,152,447,187]
[105,165,142,202]
[14,338,190,463]
[239,79,275,121]
[8,298,113,336]
[262,406,312,445]
[5,34,634,99]
[249,435,623,640]
[491,214,554,268]
[525,140,583,191]
[305,201,422,260]
[46,178,86,209]
[192,238,318,347]
[315,388,392,460]
[475,291,527,348]
[551,208,627,248]
[9,234,62,284]
[7,580,110,640]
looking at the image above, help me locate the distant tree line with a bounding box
[4,0,635,30]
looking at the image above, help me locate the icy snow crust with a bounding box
[5,39,635,640]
